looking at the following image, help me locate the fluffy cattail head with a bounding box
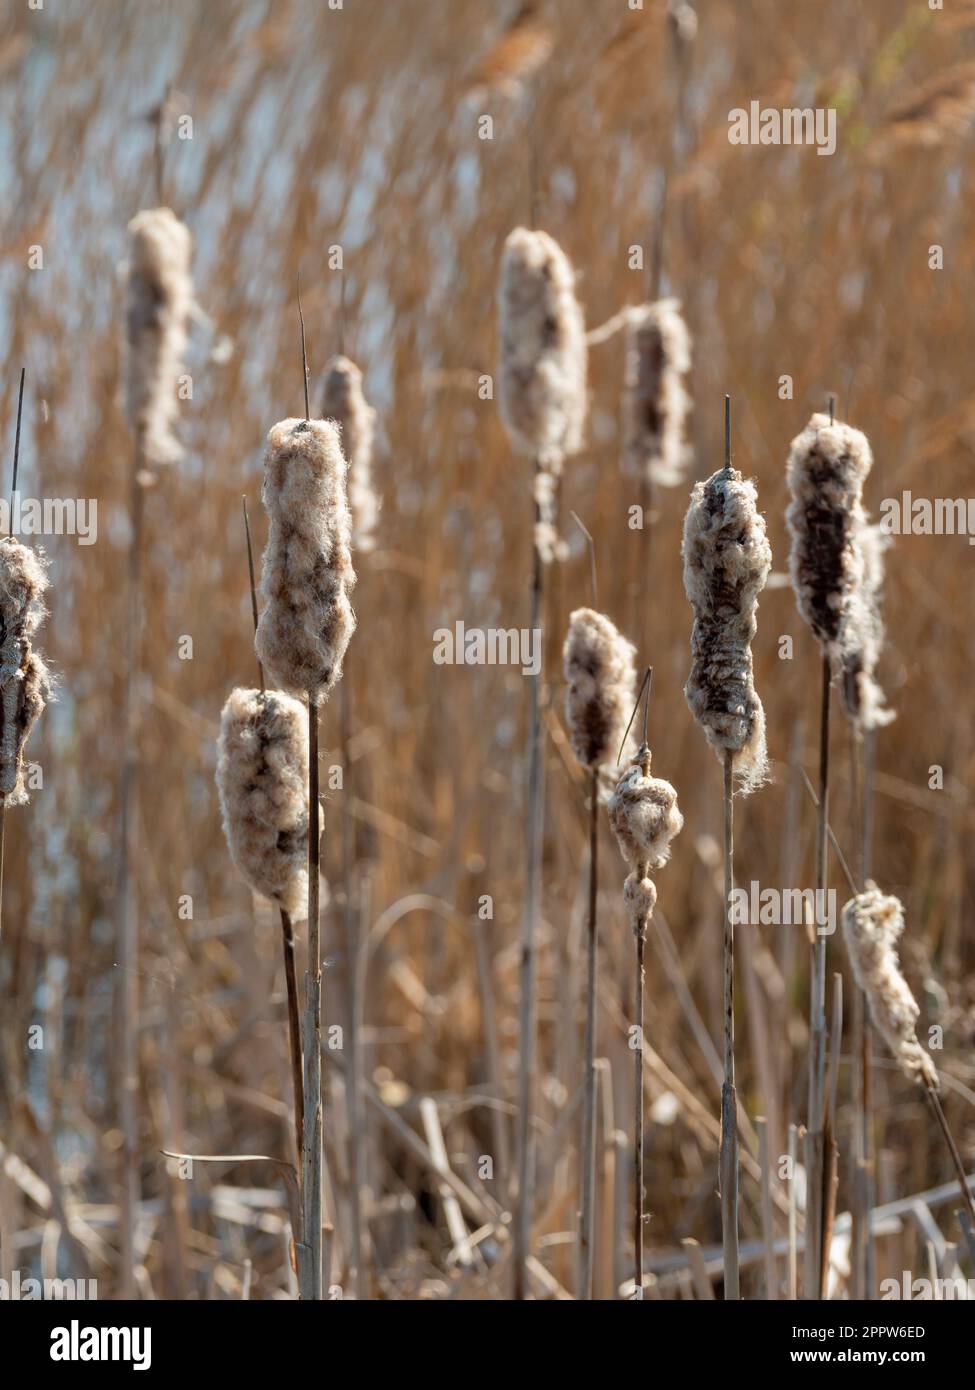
[682,467,771,793]
[216,687,309,920]
[608,753,683,874]
[498,227,587,468]
[255,418,357,703]
[623,299,692,488]
[623,871,657,936]
[563,608,637,776]
[126,207,193,468]
[0,538,52,806]
[840,522,895,732]
[842,884,938,1089]
[786,413,872,657]
[320,355,378,554]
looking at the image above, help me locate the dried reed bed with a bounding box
[1,0,974,1300]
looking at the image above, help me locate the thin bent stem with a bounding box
[925,1082,975,1230]
[514,461,546,1300]
[720,748,740,1299]
[579,766,599,1299]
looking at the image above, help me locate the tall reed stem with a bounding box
[514,462,545,1300]
[578,767,599,1299]
[633,873,648,1298]
[244,497,303,1177]
[116,439,145,1299]
[279,908,304,1163]
[340,673,366,1299]
[0,367,25,947]
[299,697,323,1300]
[805,654,831,1297]
[720,748,740,1298]
[857,726,877,1298]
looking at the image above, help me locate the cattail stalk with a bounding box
[578,766,599,1298]
[720,748,739,1299]
[216,683,308,1165]
[563,606,637,1298]
[242,497,303,1167]
[806,650,830,1299]
[500,226,587,1297]
[0,367,24,946]
[843,885,975,1233]
[118,204,193,1297]
[682,397,770,1298]
[255,410,356,1300]
[607,678,682,1301]
[843,521,893,1299]
[303,698,323,1299]
[786,406,873,1295]
[320,353,376,1297]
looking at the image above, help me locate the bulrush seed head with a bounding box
[840,521,895,732]
[216,687,310,921]
[0,537,52,807]
[785,412,872,658]
[499,227,587,564]
[255,417,357,703]
[682,466,771,794]
[563,607,637,778]
[320,355,378,554]
[623,872,657,933]
[842,884,938,1089]
[622,299,692,488]
[608,755,684,874]
[498,227,587,467]
[126,207,193,468]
